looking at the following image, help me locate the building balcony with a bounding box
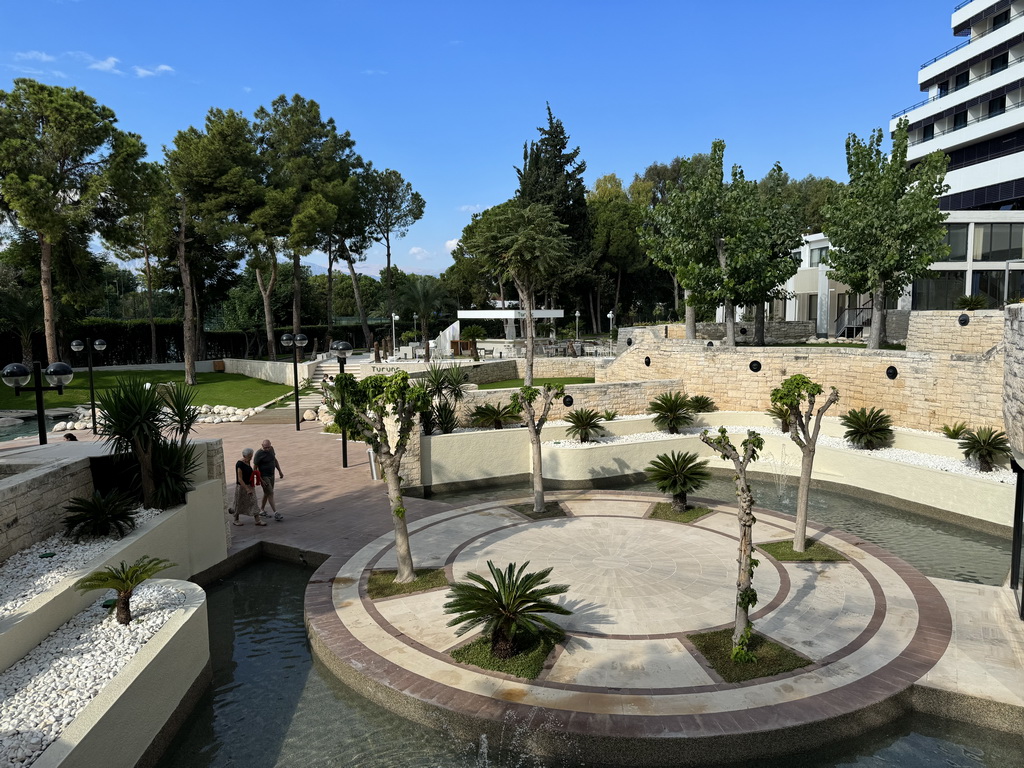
[894,57,1024,123]
[907,94,1024,159]
[920,11,1024,82]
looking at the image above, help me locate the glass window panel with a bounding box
[944,223,968,261]
[954,111,968,129]
[911,272,965,310]
[971,270,1004,308]
[1009,271,1024,304]
[807,294,817,322]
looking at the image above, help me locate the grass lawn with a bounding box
[650,502,714,524]
[450,633,560,679]
[758,539,847,562]
[0,371,292,411]
[366,568,449,599]
[689,629,811,683]
[477,377,594,390]
[510,501,566,520]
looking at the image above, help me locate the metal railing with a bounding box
[908,92,1021,146]
[893,54,1024,118]
[953,0,976,11]
[920,8,1024,69]
[835,307,873,339]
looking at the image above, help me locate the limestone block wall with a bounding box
[905,310,1004,355]
[459,380,679,422]
[596,338,1003,432]
[0,458,93,562]
[619,322,816,345]
[887,310,911,343]
[1003,304,1024,457]
[513,357,599,380]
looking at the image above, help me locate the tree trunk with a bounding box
[177,204,197,386]
[673,275,680,313]
[38,235,58,364]
[716,239,736,347]
[292,252,302,334]
[673,492,687,514]
[256,257,278,359]
[326,241,335,347]
[115,592,132,625]
[684,289,696,340]
[734,485,755,647]
[342,246,374,349]
[421,319,431,362]
[19,332,32,367]
[527,408,545,515]
[383,456,415,583]
[868,287,884,350]
[521,284,535,386]
[384,235,394,320]
[613,266,622,318]
[793,447,813,553]
[143,245,158,363]
[753,302,766,346]
[491,628,516,659]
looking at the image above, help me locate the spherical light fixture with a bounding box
[70,340,85,353]
[280,333,295,348]
[1,363,31,389]
[44,362,74,387]
[93,339,107,352]
[294,333,309,348]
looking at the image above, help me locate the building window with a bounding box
[807,294,818,323]
[990,52,1009,74]
[809,247,828,267]
[975,223,1024,261]
[911,272,964,310]
[955,71,970,91]
[954,111,968,130]
[992,9,1010,31]
[938,80,950,97]
[971,270,1004,307]
[989,95,1007,117]
[944,223,969,261]
[923,123,935,141]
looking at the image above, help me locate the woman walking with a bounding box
[231,447,266,526]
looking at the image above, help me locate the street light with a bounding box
[70,338,106,435]
[330,340,353,468]
[280,332,308,431]
[391,313,400,357]
[607,310,615,334]
[574,310,580,340]
[1,361,74,445]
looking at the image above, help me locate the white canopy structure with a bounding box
[457,309,565,340]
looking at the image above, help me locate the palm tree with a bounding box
[647,391,694,434]
[400,276,448,362]
[63,490,139,542]
[840,407,894,450]
[444,560,572,659]
[74,555,176,625]
[645,451,711,512]
[0,288,44,365]
[564,408,606,443]
[161,381,201,448]
[98,377,170,507]
[468,402,521,429]
[959,427,1011,472]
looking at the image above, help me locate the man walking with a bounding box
[254,439,285,522]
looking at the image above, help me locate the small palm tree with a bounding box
[433,400,461,433]
[645,451,711,512]
[954,294,990,311]
[840,407,894,450]
[161,382,201,448]
[941,421,970,440]
[601,410,617,422]
[648,391,694,434]
[64,490,139,542]
[959,427,1011,472]
[564,408,606,443]
[765,402,792,433]
[444,560,571,659]
[468,402,521,429]
[98,377,170,507]
[74,555,176,625]
[687,395,717,413]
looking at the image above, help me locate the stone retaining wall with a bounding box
[620,321,816,344]
[1003,304,1024,457]
[905,310,1004,355]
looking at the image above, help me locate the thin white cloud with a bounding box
[15,51,55,62]
[133,63,174,78]
[9,66,44,76]
[445,239,460,254]
[409,246,430,261]
[50,70,68,78]
[362,69,387,76]
[243,86,253,93]
[458,204,481,213]
[89,57,123,74]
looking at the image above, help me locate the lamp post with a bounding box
[413,313,419,345]
[391,313,399,357]
[574,310,580,340]
[280,332,308,431]
[70,338,106,435]
[330,340,353,468]
[1,361,74,445]
[607,310,615,335]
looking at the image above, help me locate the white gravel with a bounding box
[0,507,163,619]
[0,583,184,768]
[546,424,1016,484]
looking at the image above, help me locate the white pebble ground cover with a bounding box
[0,507,162,619]
[545,421,1016,483]
[0,583,184,768]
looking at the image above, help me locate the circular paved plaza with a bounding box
[305,491,952,766]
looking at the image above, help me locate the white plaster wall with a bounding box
[222,358,318,386]
[31,580,209,768]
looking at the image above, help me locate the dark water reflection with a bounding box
[157,560,1024,768]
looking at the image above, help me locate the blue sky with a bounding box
[3,0,953,279]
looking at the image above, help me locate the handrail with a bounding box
[835,307,873,339]
[909,91,1021,146]
[893,54,1024,118]
[953,0,974,11]
[920,8,1024,69]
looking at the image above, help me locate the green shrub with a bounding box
[601,409,617,421]
[687,395,717,413]
[564,408,606,443]
[647,391,694,434]
[941,421,969,440]
[840,407,894,450]
[645,451,711,512]
[958,427,1011,472]
[954,294,991,310]
[433,400,461,433]
[765,402,792,433]
[63,490,139,542]
[74,555,175,625]
[468,402,521,430]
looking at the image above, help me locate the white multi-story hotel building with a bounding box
[784,0,1024,336]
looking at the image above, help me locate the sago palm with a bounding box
[564,408,606,443]
[74,555,176,625]
[959,427,1011,472]
[687,395,717,413]
[647,391,694,434]
[444,560,572,659]
[840,407,894,450]
[468,402,521,429]
[645,451,711,512]
[63,490,139,542]
[765,402,793,433]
